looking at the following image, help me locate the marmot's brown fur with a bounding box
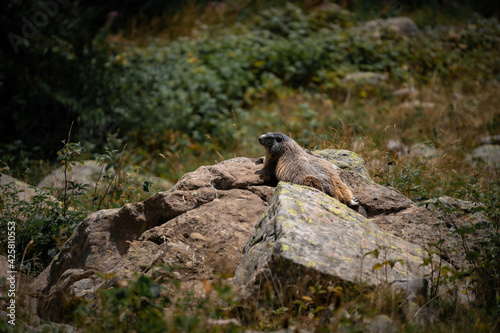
[258,132,358,207]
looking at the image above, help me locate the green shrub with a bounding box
[74,270,241,333]
[0,173,86,273]
[79,8,499,155]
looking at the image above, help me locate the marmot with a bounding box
[258,132,358,207]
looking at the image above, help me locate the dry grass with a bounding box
[229,80,500,199]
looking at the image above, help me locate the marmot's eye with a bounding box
[276,137,283,143]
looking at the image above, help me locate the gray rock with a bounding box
[392,87,419,98]
[370,314,399,333]
[479,135,500,145]
[314,149,371,179]
[384,141,439,159]
[387,139,409,157]
[37,160,102,192]
[234,182,431,303]
[368,315,399,333]
[467,144,500,170]
[421,196,484,213]
[398,100,436,109]
[364,17,420,38]
[315,149,414,217]
[372,196,488,272]
[410,143,440,158]
[342,72,388,85]
[392,278,428,301]
[0,173,38,202]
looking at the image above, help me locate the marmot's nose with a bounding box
[258,134,267,144]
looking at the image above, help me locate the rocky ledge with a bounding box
[24,150,484,321]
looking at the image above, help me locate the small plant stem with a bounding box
[17,239,34,293]
[92,160,106,211]
[62,121,74,218]
[97,144,128,211]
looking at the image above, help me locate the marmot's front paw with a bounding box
[348,197,360,207]
[255,157,264,165]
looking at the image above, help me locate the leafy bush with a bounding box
[79,6,499,156]
[2,3,499,168]
[0,172,86,273]
[74,270,240,333]
[0,139,159,273]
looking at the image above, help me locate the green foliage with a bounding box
[0,139,90,272]
[0,139,158,273]
[53,4,500,157]
[2,2,499,173]
[77,275,169,333]
[0,171,86,273]
[74,271,241,333]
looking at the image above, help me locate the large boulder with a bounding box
[34,157,274,321]
[32,150,480,321]
[233,182,431,303]
[467,144,500,171]
[341,72,388,86]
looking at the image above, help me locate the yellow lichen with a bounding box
[307,239,318,245]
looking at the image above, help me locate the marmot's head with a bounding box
[258,132,292,155]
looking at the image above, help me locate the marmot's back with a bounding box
[258,132,357,207]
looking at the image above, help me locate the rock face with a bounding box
[233,182,430,302]
[32,150,480,321]
[35,157,274,321]
[371,196,489,270]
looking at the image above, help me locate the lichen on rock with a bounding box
[233,182,431,304]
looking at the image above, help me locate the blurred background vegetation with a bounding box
[1,0,499,181]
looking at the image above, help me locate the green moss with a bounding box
[306,261,317,267]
